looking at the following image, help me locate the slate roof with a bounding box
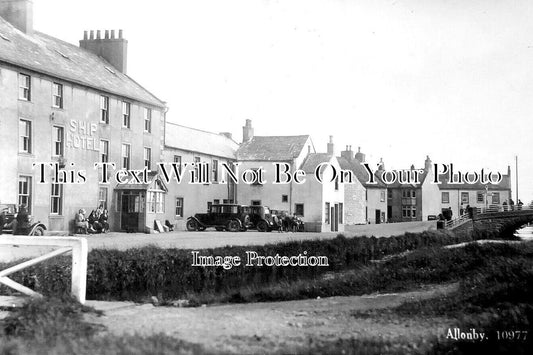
[236,135,310,161]
[0,17,165,107]
[301,153,334,173]
[337,156,387,188]
[165,123,239,159]
[384,167,430,189]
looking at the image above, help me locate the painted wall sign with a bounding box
[66,119,99,151]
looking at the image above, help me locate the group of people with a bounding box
[75,205,109,234]
[273,213,304,232]
[503,199,524,211]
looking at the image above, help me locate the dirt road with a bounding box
[86,283,456,354]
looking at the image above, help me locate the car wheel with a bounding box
[186,219,198,231]
[31,226,45,236]
[256,220,268,232]
[226,220,240,232]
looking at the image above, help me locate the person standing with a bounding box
[15,205,30,235]
[75,209,89,234]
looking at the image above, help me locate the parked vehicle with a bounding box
[243,205,279,232]
[186,204,251,232]
[0,204,47,236]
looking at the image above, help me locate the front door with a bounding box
[331,204,339,232]
[331,206,335,232]
[121,191,141,231]
[375,209,381,224]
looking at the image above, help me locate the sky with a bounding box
[34,0,533,202]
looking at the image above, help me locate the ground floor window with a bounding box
[176,197,184,217]
[324,202,330,223]
[98,187,108,209]
[402,206,416,218]
[50,182,63,215]
[339,203,343,224]
[295,203,304,217]
[251,200,261,206]
[148,191,165,213]
[492,192,500,204]
[18,176,32,213]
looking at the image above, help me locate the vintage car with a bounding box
[186,204,251,232]
[0,204,47,236]
[243,205,280,232]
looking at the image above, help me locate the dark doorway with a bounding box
[375,209,381,224]
[121,191,141,232]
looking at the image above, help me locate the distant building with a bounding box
[387,157,441,222]
[438,166,513,216]
[336,146,367,225]
[338,147,388,224]
[162,123,238,230]
[235,120,315,213]
[298,150,345,232]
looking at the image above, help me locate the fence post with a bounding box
[71,238,88,304]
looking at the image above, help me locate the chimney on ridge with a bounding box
[327,136,334,155]
[0,0,33,34]
[80,28,128,73]
[354,146,366,162]
[242,119,254,143]
[340,145,354,162]
[424,155,432,171]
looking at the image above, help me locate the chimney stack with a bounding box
[340,145,354,162]
[327,136,334,155]
[354,146,366,162]
[424,155,432,172]
[242,119,254,143]
[0,0,33,34]
[80,29,128,73]
[378,158,385,171]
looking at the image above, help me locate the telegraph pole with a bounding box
[515,155,518,204]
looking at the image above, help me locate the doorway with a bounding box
[120,191,142,232]
[375,209,381,224]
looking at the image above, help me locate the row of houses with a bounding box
[0,1,512,233]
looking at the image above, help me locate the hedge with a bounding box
[0,229,478,302]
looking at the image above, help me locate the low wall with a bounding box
[344,221,436,238]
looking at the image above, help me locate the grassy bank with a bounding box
[0,296,206,355]
[0,230,473,302]
[2,241,531,354]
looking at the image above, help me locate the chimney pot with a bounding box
[119,29,123,39]
[80,28,128,73]
[83,30,88,40]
